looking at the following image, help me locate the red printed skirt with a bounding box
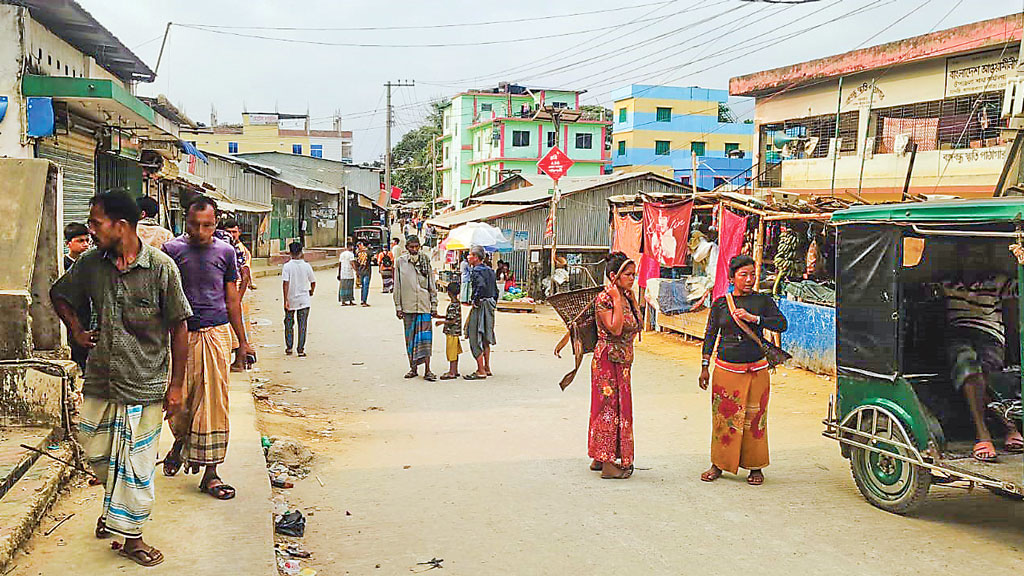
[588,345,634,468]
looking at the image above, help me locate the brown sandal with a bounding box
[119,544,165,567]
[95,517,111,539]
[589,459,602,471]
[601,463,633,479]
[700,466,723,482]
[747,470,765,486]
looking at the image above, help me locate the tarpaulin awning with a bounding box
[180,141,208,163]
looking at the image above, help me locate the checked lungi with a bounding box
[403,313,433,366]
[78,397,163,538]
[171,323,233,466]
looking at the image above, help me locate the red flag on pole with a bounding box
[391,186,402,200]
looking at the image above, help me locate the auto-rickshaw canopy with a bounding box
[831,198,1024,382]
[832,197,1024,224]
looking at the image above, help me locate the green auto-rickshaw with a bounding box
[823,198,1024,514]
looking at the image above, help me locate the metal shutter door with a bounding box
[36,130,96,226]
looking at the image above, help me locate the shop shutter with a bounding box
[36,129,97,226]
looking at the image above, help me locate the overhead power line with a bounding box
[175,12,682,49]
[180,2,674,32]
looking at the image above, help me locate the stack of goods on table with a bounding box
[501,286,534,304]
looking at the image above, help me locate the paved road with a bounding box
[251,270,1023,575]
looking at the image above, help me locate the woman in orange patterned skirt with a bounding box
[589,252,641,479]
[699,255,787,486]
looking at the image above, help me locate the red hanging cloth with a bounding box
[642,201,693,268]
[713,205,748,300]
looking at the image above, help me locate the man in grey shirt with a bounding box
[394,235,438,381]
[50,191,191,567]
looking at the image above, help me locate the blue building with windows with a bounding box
[611,85,754,189]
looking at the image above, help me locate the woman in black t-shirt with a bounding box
[699,255,787,486]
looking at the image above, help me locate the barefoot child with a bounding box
[436,281,462,380]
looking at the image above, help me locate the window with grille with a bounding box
[512,130,530,147]
[292,144,302,155]
[656,107,672,122]
[872,90,1006,153]
[480,103,492,112]
[655,141,670,156]
[228,142,238,154]
[618,108,627,123]
[725,143,740,154]
[760,111,860,162]
[691,141,706,156]
[547,131,556,147]
[575,133,593,149]
[617,141,626,156]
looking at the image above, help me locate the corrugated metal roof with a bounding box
[472,171,679,204]
[14,0,156,83]
[426,202,536,229]
[235,152,382,203]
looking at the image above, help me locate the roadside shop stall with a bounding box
[609,192,846,373]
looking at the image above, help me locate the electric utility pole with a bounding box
[384,80,415,222]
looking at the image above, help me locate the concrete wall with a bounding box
[777,299,836,375]
[0,365,67,427]
[751,45,1020,198]
[0,6,30,159]
[0,159,61,358]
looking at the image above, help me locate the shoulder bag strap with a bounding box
[725,293,768,352]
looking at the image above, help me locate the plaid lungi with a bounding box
[339,278,355,303]
[78,397,163,538]
[403,313,433,366]
[172,323,232,466]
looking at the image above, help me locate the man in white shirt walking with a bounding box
[338,241,356,306]
[282,242,316,357]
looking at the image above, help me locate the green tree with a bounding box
[391,100,444,202]
[580,105,613,149]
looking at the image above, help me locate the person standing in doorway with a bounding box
[161,196,251,500]
[63,222,92,371]
[464,245,497,380]
[356,240,373,306]
[50,191,191,567]
[282,242,316,357]
[394,235,438,381]
[136,196,174,249]
[338,241,356,305]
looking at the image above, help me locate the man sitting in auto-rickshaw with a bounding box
[938,264,1024,462]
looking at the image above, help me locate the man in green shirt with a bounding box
[50,191,191,567]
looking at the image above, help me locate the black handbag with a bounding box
[725,294,791,369]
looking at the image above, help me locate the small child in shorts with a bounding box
[435,281,462,380]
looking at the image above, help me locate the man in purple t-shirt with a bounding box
[162,196,250,500]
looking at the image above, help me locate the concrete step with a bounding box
[0,438,73,572]
[0,426,56,501]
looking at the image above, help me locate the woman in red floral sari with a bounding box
[589,252,641,479]
[699,255,787,486]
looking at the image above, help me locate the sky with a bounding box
[78,0,1020,163]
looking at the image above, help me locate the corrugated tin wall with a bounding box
[488,177,683,282]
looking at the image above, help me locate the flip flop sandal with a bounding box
[973,440,999,462]
[590,460,603,471]
[404,370,418,379]
[423,372,438,382]
[162,440,185,477]
[119,544,165,567]
[95,518,111,539]
[440,374,457,380]
[463,373,486,381]
[201,477,236,500]
[1004,433,1024,453]
[747,471,765,486]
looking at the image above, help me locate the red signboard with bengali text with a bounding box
[537,146,574,183]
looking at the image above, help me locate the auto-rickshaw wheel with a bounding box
[848,418,931,515]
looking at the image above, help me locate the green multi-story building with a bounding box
[437,83,610,209]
